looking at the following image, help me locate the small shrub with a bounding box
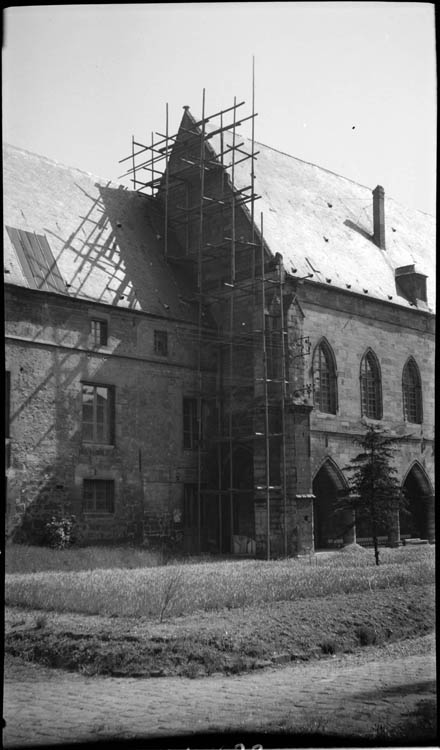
[356,625,377,646]
[185,662,202,679]
[158,566,184,622]
[44,515,81,549]
[320,639,337,655]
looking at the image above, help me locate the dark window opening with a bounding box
[313,340,337,414]
[360,350,382,419]
[83,479,115,513]
[82,383,115,444]
[402,358,423,424]
[91,319,108,347]
[154,330,168,356]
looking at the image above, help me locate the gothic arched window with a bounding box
[313,339,337,414]
[360,349,382,419]
[402,358,423,424]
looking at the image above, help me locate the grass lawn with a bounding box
[4,543,435,679]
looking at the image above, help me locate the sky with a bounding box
[2,2,437,215]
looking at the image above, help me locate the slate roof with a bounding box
[3,144,198,322]
[206,124,436,312]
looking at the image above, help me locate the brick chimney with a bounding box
[372,185,386,250]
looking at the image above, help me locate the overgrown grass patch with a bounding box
[5,546,435,619]
[5,544,167,573]
[5,584,435,678]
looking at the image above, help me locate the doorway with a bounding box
[401,462,433,540]
[312,458,351,549]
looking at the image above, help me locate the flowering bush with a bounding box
[44,514,80,549]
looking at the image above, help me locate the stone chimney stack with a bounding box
[372,185,386,250]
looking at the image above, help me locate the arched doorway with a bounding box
[312,458,353,549]
[401,462,434,542]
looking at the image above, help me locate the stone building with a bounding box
[4,104,435,554]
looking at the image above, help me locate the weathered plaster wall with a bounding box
[5,285,214,544]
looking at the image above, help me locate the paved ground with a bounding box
[3,638,436,748]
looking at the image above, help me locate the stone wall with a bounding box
[298,283,435,483]
[5,285,213,545]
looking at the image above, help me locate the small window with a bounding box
[402,358,423,424]
[183,398,198,450]
[360,350,382,420]
[82,383,115,444]
[83,479,115,513]
[91,319,108,347]
[154,330,168,356]
[312,339,337,414]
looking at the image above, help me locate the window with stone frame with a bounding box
[360,350,382,419]
[312,339,337,414]
[154,330,168,356]
[402,357,423,424]
[82,383,115,444]
[90,319,108,347]
[83,479,115,513]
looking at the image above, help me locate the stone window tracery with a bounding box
[313,339,337,414]
[402,358,423,424]
[360,350,382,420]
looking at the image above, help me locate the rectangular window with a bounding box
[82,383,115,444]
[91,319,108,346]
[83,479,115,513]
[154,330,168,356]
[183,398,198,450]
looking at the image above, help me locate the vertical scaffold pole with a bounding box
[229,96,237,554]
[279,258,288,556]
[164,103,169,259]
[197,88,206,555]
[251,56,256,281]
[150,132,155,197]
[260,213,271,561]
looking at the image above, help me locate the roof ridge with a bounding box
[252,138,373,192]
[203,124,434,218]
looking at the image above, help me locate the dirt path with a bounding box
[3,635,436,747]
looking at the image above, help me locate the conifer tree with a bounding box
[340,425,408,565]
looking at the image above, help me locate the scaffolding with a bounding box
[118,79,297,559]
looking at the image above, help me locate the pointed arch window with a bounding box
[313,339,337,414]
[360,350,382,419]
[402,358,423,424]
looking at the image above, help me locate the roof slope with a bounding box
[206,126,436,312]
[3,144,198,322]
